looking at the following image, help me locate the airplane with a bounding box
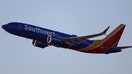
[2,22,132,54]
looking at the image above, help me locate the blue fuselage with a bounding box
[2,22,129,54]
[2,22,93,50]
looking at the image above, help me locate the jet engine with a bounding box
[32,35,52,48]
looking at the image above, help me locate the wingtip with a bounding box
[102,26,110,34]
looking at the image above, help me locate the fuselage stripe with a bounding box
[79,24,125,53]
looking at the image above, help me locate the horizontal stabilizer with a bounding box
[112,46,132,50]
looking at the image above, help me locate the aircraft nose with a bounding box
[2,24,7,30]
[2,24,10,31]
[2,23,19,34]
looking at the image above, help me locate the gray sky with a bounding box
[0,0,132,74]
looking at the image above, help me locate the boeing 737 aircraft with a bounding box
[2,22,132,54]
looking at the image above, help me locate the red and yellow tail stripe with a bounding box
[80,24,125,53]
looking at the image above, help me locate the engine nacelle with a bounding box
[32,40,48,48]
[47,35,52,44]
[32,35,52,48]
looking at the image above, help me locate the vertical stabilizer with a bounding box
[102,24,126,47]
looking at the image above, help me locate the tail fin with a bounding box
[102,24,126,47]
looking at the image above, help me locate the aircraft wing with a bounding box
[62,26,110,45]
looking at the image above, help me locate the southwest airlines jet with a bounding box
[2,22,132,54]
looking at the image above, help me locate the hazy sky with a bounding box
[0,0,132,74]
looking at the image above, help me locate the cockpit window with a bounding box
[8,22,23,30]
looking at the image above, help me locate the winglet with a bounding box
[102,26,110,34]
